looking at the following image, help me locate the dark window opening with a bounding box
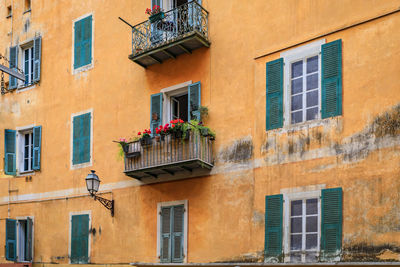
[171,94,188,121]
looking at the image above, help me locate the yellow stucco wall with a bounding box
[0,0,399,264]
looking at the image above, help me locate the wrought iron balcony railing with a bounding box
[124,131,214,180]
[129,1,210,68]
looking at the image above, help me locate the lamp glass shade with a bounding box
[85,170,101,195]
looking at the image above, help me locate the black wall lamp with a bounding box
[85,170,114,217]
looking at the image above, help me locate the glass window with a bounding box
[23,132,33,172]
[23,47,34,85]
[290,55,320,124]
[289,198,319,263]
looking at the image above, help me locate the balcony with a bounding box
[128,1,210,68]
[124,131,214,180]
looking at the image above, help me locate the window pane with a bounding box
[306,234,318,250]
[291,200,302,216]
[306,107,318,121]
[24,159,29,171]
[291,95,302,111]
[291,111,303,124]
[24,145,29,157]
[291,217,302,233]
[291,60,303,78]
[290,252,302,263]
[306,73,318,90]
[291,77,303,94]
[306,216,318,232]
[306,90,318,107]
[305,252,318,262]
[307,56,318,73]
[290,234,302,250]
[306,198,318,214]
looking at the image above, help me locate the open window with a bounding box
[150,82,201,134]
[5,217,33,262]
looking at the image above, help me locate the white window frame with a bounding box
[16,39,36,92]
[70,109,93,170]
[72,13,95,75]
[161,81,192,124]
[15,215,34,263]
[281,39,325,126]
[282,187,323,263]
[16,124,36,175]
[156,200,188,263]
[68,211,92,264]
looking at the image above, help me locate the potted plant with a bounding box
[118,138,129,153]
[138,129,153,147]
[169,119,190,140]
[155,124,168,141]
[146,5,165,23]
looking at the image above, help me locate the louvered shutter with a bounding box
[266,58,283,130]
[71,214,89,264]
[74,16,92,69]
[172,205,184,262]
[188,82,201,121]
[265,194,283,262]
[321,187,342,261]
[321,39,342,118]
[9,46,18,89]
[5,219,17,261]
[160,207,171,262]
[26,217,33,261]
[33,36,41,83]
[4,129,16,175]
[150,93,163,136]
[32,126,42,170]
[73,113,91,165]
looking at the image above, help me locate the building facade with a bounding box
[0,0,399,266]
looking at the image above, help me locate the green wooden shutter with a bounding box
[71,214,89,264]
[9,46,18,89]
[321,187,342,261]
[188,82,201,121]
[4,129,16,175]
[25,217,33,261]
[32,126,42,170]
[73,113,91,165]
[160,207,171,262]
[150,93,163,136]
[5,219,17,261]
[172,205,184,263]
[264,194,283,262]
[33,36,42,83]
[321,39,342,118]
[266,58,283,130]
[74,16,92,69]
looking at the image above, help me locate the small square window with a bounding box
[25,0,31,11]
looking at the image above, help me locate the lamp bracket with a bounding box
[93,194,114,217]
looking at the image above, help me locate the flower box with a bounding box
[149,12,165,23]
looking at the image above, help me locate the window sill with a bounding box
[17,83,36,93]
[73,62,93,75]
[18,171,35,177]
[71,161,92,170]
[6,14,12,19]
[268,116,342,134]
[23,9,31,14]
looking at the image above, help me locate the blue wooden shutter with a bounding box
[150,93,163,135]
[265,194,283,262]
[321,39,342,118]
[266,58,283,130]
[32,126,42,170]
[71,214,89,264]
[9,46,18,89]
[74,16,92,69]
[171,205,184,262]
[160,207,171,262]
[26,217,33,261]
[4,129,16,175]
[33,36,42,83]
[188,82,201,121]
[321,187,342,261]
[73,113,91,165]
[5,219,17,261]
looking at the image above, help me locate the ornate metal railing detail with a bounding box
[132,1,209,55]
[124,130,214,178]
